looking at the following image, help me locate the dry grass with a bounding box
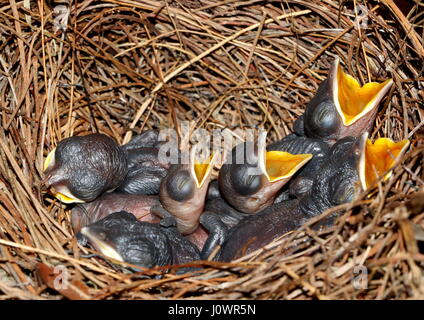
[0,0,423,299]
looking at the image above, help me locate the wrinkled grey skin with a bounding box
[206,180,221,200]
[44,130,172,203]
[44,134,128,202]
[198,197,247,259]
[205,136,364,262]
[204,197,246,228]
[201,197,303,261]
[298,136,362,219]
[217,199,304,262]
[118,148,169,195]
[119,130,170,195]
[78,211,200,272]
[121,130,160,150]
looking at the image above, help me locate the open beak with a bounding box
[258,140,312,183]
[79,227,124,262]
[331,58,393,127]
[190,146,217,189]
[358,132,409,190]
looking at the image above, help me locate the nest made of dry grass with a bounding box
[0,0,423,300]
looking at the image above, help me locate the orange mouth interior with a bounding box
[265,151,312,182]
[337,65,392,126]
[193,153,215,187]
[362,138,409,189]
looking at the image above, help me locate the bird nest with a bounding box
[0,0,423,300]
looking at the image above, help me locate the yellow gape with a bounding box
[336,64,392,126]
[264,151,312,182]
[193,153,215,188]
[52,190,85,204]
[44,147,85,204]
[80,227,124,262]
[360,138,409,190]
[43,148,56,171]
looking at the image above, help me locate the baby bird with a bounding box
[43,130,170,204]
[218,138,312,213]
[78,211,201,272]
[294,57,393,144]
